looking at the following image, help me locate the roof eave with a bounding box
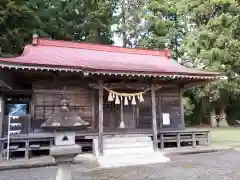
[0,62,225,80]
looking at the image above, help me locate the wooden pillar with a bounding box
[25,140,29,159]
[98,80,104,155]
[0,96,4,160]
[177,132,181,148]
[192,132,196,148]
[207,131,211,146]
[158,95,163,129]
[91,91,96,130]
[120,100,124,128]
[0,96,3,138]
[180,88,185,129]
[160,133,164,149]
[151,85,158,151]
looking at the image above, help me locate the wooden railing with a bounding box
[157,130,210,149]
[0,135,92,160]
[0,129,210,160]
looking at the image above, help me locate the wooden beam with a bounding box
[33,89,83,94]
[0,89,32,95]
[98,80,104,155]
[179,88,185,129]
[0,96,3,138]
[151,85,158,151]
[182,79,213,92]
[89,83,167,90]
[0,69,23,89]
[0,96,4,160]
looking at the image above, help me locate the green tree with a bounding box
[180,0,240,127]
[114,0,149,47]
[0,0,41,56]
[28,0,117,44]
[0,0,117,57]
[140,0,186,60]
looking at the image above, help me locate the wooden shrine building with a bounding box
[0,36,222,160]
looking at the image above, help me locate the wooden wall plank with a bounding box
[137,86,182,129]
[32,79,94,130]
[31,78,183,131]
[157,87,181,129]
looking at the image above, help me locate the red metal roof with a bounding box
[0,38,221,79]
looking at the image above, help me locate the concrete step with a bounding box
[104,146,154,155]
[104,135,151,138]
[93,136,155,157]
[104,136,151,144]
[98,152,170,168]
[104,141,153,149]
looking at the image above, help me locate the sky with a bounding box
[112,23,123,47]
[113,35,123,46]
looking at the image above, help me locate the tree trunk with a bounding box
[218,106,228,127]
[210,108,217,128]
[122,3,127,48]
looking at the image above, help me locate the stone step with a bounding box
[98,152,170,168]
[104,141,153,149]
[104,136,151,144]
[104,135,151,138]
[104,146,154,155]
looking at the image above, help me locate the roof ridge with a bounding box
[36,38,171,57]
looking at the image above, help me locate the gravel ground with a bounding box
[1,151,240,180]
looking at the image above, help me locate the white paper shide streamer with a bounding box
[105,87,150,105]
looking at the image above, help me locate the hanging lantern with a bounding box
[124,97,128,105]
[108,92,113,101]
[139,94,144,102]
[115,95,120,104]
[131,96,136,105]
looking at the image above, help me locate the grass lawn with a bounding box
[211,127,240,147]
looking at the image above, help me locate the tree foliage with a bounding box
[0,0,41,56]
[0,0,117,56]
[139,0,186,60]
[179,0,240,126]
[140,0,177,49]
[140,0,240,127]
[114,0,148,47]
